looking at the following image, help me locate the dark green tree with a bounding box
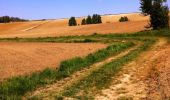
[92,14,98,24]
[140,0,152,15]
[81,18,86,25]
[96,14,102,24]
[92,14,102,24]
[86,15,92,24]
[140,0,169,29]
[68,17,77,26]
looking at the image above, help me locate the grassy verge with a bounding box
[0,28,169,43]
[57,39,155,99]
[0,42,134,100]
[59,42,134,77]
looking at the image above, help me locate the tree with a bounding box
[92,14,98,24]
[92,14,102,24]
[96,14,102,24]
[68,17,77,26]
[81,18,86,25]
[140,0,169,29]
[81,14,102,25]
[140,0,152,15]
[86,15,92,24]
[3,16,10,23]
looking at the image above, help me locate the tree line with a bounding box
[0,16,28,23]
[69,0,169,30]
[82,14,102,25]
[68,14,102,26]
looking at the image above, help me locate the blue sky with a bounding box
[0,0,170,20]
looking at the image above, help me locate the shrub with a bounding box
[119,16,129,22]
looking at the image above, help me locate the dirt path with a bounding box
[27,44,139,99]
[146,40,170,100]
[95,38,167,100]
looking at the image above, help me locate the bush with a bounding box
[119,16,129,22]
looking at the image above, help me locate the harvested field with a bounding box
[0,13,149,38]
[0,42,106,81]
[0,21,44,34]
[0,21,148,38]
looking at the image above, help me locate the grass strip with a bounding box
[0,42,134,100]
[0,29,169,43]
[58,42,134,77]
[58,39,155,99]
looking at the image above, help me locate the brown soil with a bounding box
[0,13,149,38]
[96,38,169,100]
[0,42,106,81]
[146,42,170,100]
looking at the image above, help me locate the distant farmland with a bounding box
[0,13,149,38]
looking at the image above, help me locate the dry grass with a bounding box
[0,42,106,81]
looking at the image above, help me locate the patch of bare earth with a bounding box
[147,42,170,100]
[0,42,106,81]
[96,38,168,100]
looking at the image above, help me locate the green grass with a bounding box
[59,42,135,77]
[58,39,155,98]
[0,42,134,100]
[0,28,169,43]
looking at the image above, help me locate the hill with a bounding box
[0,13,149,38]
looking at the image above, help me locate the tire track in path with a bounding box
[27,44,139,99]
[95,38,167,100]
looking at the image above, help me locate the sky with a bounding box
[0,0,170,20]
